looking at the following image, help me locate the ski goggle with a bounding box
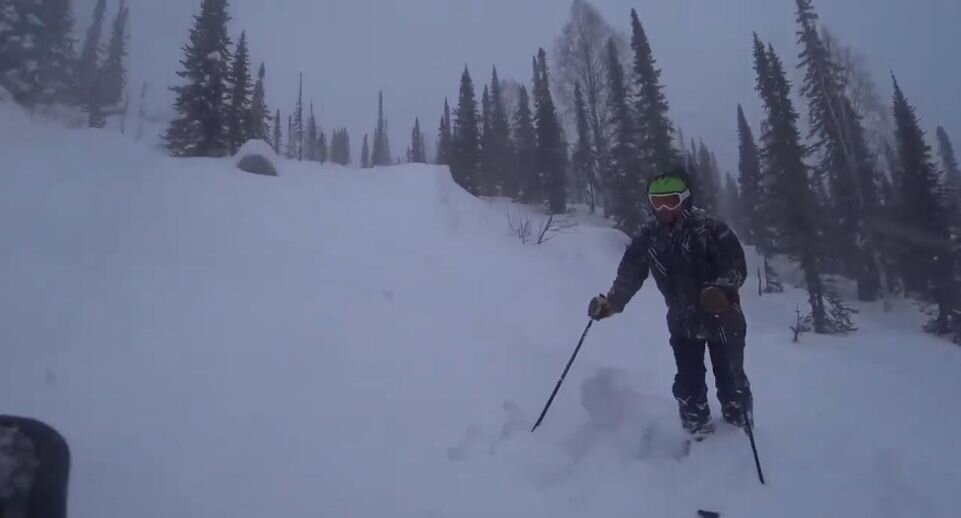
[648,189,690,211]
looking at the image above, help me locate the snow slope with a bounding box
[2,104,961,517]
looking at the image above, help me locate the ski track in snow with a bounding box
[1,103,961,517]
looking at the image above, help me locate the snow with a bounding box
[1,105,961,517]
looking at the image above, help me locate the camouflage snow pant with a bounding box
[669,309,753,435]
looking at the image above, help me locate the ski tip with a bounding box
[697,510,721,518]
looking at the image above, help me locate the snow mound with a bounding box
[234,139,278,176]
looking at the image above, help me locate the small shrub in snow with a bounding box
[822,291,858,335]
[507,209,576,245]
[791,304,812,343]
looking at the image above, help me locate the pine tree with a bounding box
[605,38,645,233]
[361,133,370,168]
[796,0,883,301]
[936,126,961,205]
[891,75,954,333]
[722,173,741,230]
[292,72,304,160]
[165,0,233,157]
[318,129,328,163]
[330,129,349,165]
[306,101,318,161]
[135,81,148,141]
[478,84,494,194]
[226,31,252,153]
[754,35,828,332]
[533,48,567,214]
[371,91,392,166]
[737,104,764,247]
[436,98,453,165]
[513,84,537,203]
[696,140,719,214]
[572,81,597,212]
[86,71,106,128]
[75,0,107,107]
[630,9,679,175]
[247,63,270,142]
[481,67,514,197]
[272,108,283,154]
[408,117,426,163]
[100,0,128,109]
[286,114,295,158]
[452,66,481,193]
[1,0,75,106]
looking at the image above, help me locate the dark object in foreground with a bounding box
[697,510,721,518]
[0,416,70,518]
[531,320,593,432]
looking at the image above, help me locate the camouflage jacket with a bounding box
[607,208,748,340]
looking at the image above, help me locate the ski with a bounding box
[697,511,721,518]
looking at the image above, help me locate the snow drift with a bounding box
[1,104,960,517]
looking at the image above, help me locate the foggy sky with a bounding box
[77,0,960,172]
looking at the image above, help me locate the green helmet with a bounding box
[648,174,689,196]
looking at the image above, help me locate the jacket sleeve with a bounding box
[607,227,651,312]
[708,219,747,290]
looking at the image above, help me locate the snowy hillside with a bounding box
[2,104,961,517]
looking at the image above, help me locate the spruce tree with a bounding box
[722,173,741,230]
[796,0,883,301]
[936,126,961,205]
[754,36,828,332]
[408,117,426,163]
[513,84,537,203]
[605,38,644,233]
[318,129,328,163]
[697,140,719,214]
[533,48,567,213]
[436,98,453,165]
[737,104,764,246]
[630,9,679,175]
[372,91,391,166]
[479,84,494,194]
[100,0,128,109]
[891,75,954,332]
[286,114,295,159]
[248,63,270,142]
[0,0,75,106]
[165,0,233,157]
[293,72,304,160]
[572,81,597,212]
[76,0,107,107]
[272,108,282,154]
[486,67,514,197]
[361,134,370,168]
[306,101,318,161]
[226,31,252,153]
[341,129,351,165]
[452,66,481,193]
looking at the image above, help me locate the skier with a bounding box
[588,170,753,438]
[0,415,70,518]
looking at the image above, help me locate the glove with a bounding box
[700,286,731,315]
[588,294,616,321]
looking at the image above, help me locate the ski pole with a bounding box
[722,340,765,485]
[531,320,593,432]
[743,406,765,485]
